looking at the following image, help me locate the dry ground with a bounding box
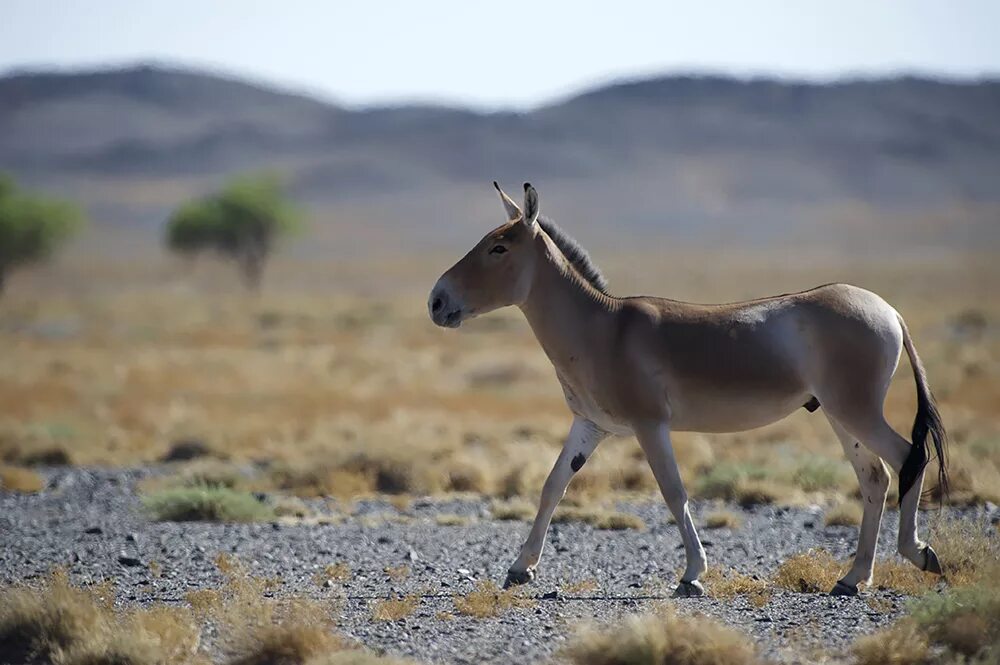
[1,249,998,509]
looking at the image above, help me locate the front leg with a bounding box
[633,421,707,597]
[504,418,607,587]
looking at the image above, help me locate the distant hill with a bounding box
[1,64,998,250]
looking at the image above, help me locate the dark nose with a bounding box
[431,296,444,313]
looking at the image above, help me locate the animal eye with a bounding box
[489,245,508,255]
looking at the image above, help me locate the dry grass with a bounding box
[824,501,863,527]
[0,569,201,665]
[562,579,600,594]
[383,565,410,582]
[704,510,742,530]
[1,253,997,514]
[852,517,1000,664]
[490,499,535,521]
[552,506,646,530]
[563,605,761,665]
[0,465,45,493]
[313,563,352,586]
[370,595,420,622]
[772,549,843,593]
[853,619,930,665]
[453,580,534,618]
[700,568,772,607]
[434,513,472,526]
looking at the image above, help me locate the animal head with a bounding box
[428,182,541,328]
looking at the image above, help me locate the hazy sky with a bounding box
[3,1,999,108]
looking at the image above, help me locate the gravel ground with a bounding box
[0,467,986,664]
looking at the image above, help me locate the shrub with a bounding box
[0,174,82,295]
[166,174,300,290]
[142,486,276,522]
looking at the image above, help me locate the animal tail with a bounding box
[897,313,949,505]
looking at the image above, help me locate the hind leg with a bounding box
[823,408,939,574]
[826,415,890,595]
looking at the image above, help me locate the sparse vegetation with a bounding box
[491,499,535,521]
[454,581,534,618]
[0,569,199,665]
[564,606,761,665]
[852,517,1000,664]
[704,510,742,529]
[773,549,843,593]
[701,568,771,607]
[0,465,44,493]
[313,563,352,587]
[562,579,600,594]
[824,501,863,527]
[552,506,646,530]
[142,486,276,522]
[371,594,420,622]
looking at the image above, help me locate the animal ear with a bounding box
[493,181,522,221]
[522,182,539,228]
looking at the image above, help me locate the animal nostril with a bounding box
[431,297,443,313]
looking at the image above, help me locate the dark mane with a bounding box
[537,215,608,294]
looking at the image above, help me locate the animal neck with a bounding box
[518,233,617,360]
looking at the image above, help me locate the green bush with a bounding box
[142,486,275,522]
[0,174,82,294]
[166,174,300,290]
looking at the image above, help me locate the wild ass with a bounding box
[428,182,948,597]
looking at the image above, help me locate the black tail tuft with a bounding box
[898,316,949,506]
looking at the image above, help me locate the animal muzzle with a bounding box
[428,281,463,328]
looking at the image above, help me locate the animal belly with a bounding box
[669,391,809,433]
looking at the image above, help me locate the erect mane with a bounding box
[537,215,609,294]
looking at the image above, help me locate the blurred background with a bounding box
[1,1,997,509]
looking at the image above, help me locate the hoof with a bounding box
[673,579,705,598]
[922,546,942,575]
[504,567,535,589]
[829,580,859,597]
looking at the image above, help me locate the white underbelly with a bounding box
[669,391,809,433]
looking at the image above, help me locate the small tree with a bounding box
[166,174,299,290]
[0,174,82,295]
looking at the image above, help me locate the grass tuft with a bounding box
[454,581,534,618]
[562,579,600,595]
[701,568,771,607]
[370,595,420,622]
[0,465,45,493]
[434,513,472,526]
[564,606,761,665]
[142,486,276,522]
[772,549,842,593]
[552,506,645,530]
[704,510,742,530]
[490,499,535,521]
[824,501,863,527]
[0,569,199,665]
[313,563,352,587]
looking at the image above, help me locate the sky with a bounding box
[2,0,999,109]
